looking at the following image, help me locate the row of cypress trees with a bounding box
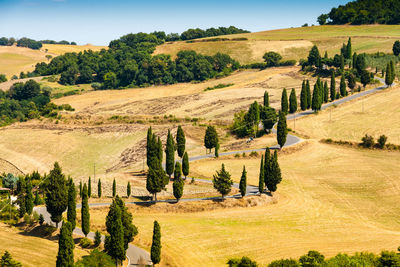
[281,88,298,115]
[78,177,131,199]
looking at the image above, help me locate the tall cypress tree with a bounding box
[239,166,247,197]
[81,183,90,237]
[173,162,184,201]
[268,151,282,192]
[105,199,125,266]
[56,221,74,267]
[112,179,116,197]
[176,126,186,158]
[157,136,163,163]
[300,80,307,111]
[258,155,264,194]
[67,179,76,230]
[25,178,34,215]
[98,179,102,198]
[165,129,175,179]
[88,177,91,198]
[323,81,329,103]
[45,162,68,228]
[385,62,391,86]
[306,80,311,109]
[151,221,161,266]
[264,91,269,107]
[127,182,131,198]
[182,152,189,179]
[346,37,352,59]
[115,196,138,250]
[330,72,336,101]
[281,88,288,115]
[17,177,26,218]
[277,112,288,149]
[289,88,297,114]
[146,127,153,167]
[340,75,347,97]
[352,52,357,70]
[264,149,271,187]
[390,60,396,84]
[79,181,82,198]
[312,82,321,112]
[146,162,167,202]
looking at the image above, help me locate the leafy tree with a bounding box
[9,79,40,101]
[88,177,91,198]
[112,178,116,197]
[308,45,321,68]
[393,40,400,56]
[146,162,167,201]
[81,183,90,237]
[0,74,7,83]
[176,126,186,158]
[361,134,375,148]
[386,61,395,86]
[281,88,288,115]
[289,88,297,114]
[182,152,189,179]
[299,251,325,267]
[67,179,77,230]
[264,91,269,107]
[75,249,114,267]
[227,256,258,267]
[263,51,282,67]
[103,72,118,89]
[105,199,125,266]
[306,80,311,109]
[60,65,79,85]
[173,162,184,201]
[25,178,34,215]
[347,73,356,90]
[127,182,131,198]
[258,155,265,194]
[2,173,18,192]
[377,135,388,149]
[56,221,74,267]
[204,126,219,153]
[45,162,68,227]
[245,101,261,135]
[215,142,220,158]
[0,251,22,267]
[355,54,366,74]
[115,196,138,250]
[378,251,400,267]
[340,75,347,97]
[268,259,299,267]
[360,70,371,88]
[151,221,162,266]
[277,112,288,149]
[239,166,247,197]
[317,14,329,25]
[300,81,307,111]
[98,179,102,198]
[212,164,233,198]
[165,129,175,178]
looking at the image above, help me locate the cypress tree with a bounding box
[306,80,311,109]
[98,179,102,198]
[215,142,219,158]
[390,60,396,85]
[239,166,247,197]
[146,127,153,167]
[56,221,74,267]
[45,162,68,228]
[277,111,288,149]
[25,178,34,215]
[300,80,307,111]
[346,38,352,59]
[268,151,282,192]
[34,191,41,205]
[115,196,138,250]
[330,72,336,101]
[112,179,116,197]
[258,155,265,194]
[165,129,175,179]
[17,177,26,218]
[105,199,125,266]
[173,162,184,201]
[81,183,90,237]
[0,251,21,266]
[264,149,271,187]
[316,77,323,105]
[385,62,391,86]
[340,75,347,97]
[289,88,297,114]
[212,164,233,198]
[264,91,269,107]
[176,126,186,158]
[323,81,329,103]
[79,181,82,198]
[182,152,189,179]
[204,126,219,153]
[281,88,288,114]
[312,82,321,112]
[340,55,345,72]
[352,52,357,70]
[67,179,76,230]
[157,136,163,163]
[127,182,131,198]
[88,177,91,198]
[146,162,167,202]
[151,221,161,266]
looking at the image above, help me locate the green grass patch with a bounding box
[204,83,234,91]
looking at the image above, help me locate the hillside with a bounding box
[155,25,400,64]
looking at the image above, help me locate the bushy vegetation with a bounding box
[16,37,42,50]
[204,83,234,91]
[0,37,76,49]
[318,0,400,25]
[156,26,250,41]
[40,39,77,45]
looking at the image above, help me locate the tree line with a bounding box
[0,37,77,49]
[317,0,400,25]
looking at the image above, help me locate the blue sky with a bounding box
[0,0,350,45]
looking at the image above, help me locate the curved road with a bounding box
[35,77,390,266]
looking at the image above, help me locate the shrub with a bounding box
[91,82,102,90]
[79,237,93,248]
[268,259,299,267]
[234,153,240,158]
[242,152,246,158]
[377,135,387,149]
[23,214,33,224]
[43,225,56,236]
[279,60,297,66]
[249,151,258,157]
[75,249,114,267]
[228,256,258,267]
[361,134,374,148]
[38,214,44,225]
[94,230,102,247]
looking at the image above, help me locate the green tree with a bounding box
[25,178,34,215]
[176,125,186,158]
[281,88,288,115]
[264,149,271,188]
[98,179,102,198]
[312,82,321,111]
[289,88,297,114]
[239,166,247,197]
[330,72,336,101]
[300,81,307,111]
[277,112,288,149]
[88,177,91,198]
[386,62,392,86]
[204,126,219,153]
[227,256,258,267]
[393,40,400,56]
[17,177,26,218]
[75,249,114,267]
[45,162,68,228]
[323,81,329,103]
[215,142,220,158]
[212,164,233,198]
[94,231,102,247]
[127,182,131,198]
[260,106,277,132]
[306,80,311,109]
[182,152,189,179]
[105,199,125,266]
[308,45,321,68]
[79,181,82,198]
[317,14,329,25]
[390,60,396,84]
[263,51,282,67]
[165,129,175,178]
[360,70,371,88]
[112,179,116,197]
[268,151,282,192]
[258,155,265,194]
[103,72,118,89]
[347,73,356,90]
[340,75,347,97]
[151,221,162,266]
[81,183,90,237]
[67,179,76,230]
[264,91,269,107]
[0,251,22,267]
[115,196,138,250]
[56,221,74,267]
[173,162,184,201]
[345,38,352,59]
[146,163,167,201]
[245,101,261,136]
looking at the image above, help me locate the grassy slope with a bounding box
[155,25,400,64]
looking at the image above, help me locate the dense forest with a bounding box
[155,26,250,41]
[33,32,240,89]
[318,0,400,25]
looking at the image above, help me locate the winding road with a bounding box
[35,77,390,266]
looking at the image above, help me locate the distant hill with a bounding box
[318,0,400,25]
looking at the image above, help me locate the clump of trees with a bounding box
[16,37,42,50]
[177,26,250,41]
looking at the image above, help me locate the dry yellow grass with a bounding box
[295,86,400,144]
[0,223,88,267]
[86,141,400,266]
[42,44,106,55]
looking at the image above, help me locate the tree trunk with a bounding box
[115,259,118,267]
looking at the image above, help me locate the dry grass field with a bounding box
[85,141,400,266]
[0,223,88,267]
[41,43,106,55]
[155,25,400,64]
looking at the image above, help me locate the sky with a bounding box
[0,0,350,45]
